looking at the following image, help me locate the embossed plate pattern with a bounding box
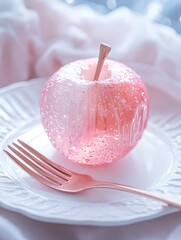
[0,72,181,226]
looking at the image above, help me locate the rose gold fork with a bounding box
[3,139,181,209]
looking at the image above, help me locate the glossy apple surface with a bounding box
[40,58,149,165]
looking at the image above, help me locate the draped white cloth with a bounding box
[0,0,181,88]
[1,207,181,240]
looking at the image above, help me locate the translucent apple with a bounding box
[40,59,149,165]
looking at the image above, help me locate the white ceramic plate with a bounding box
[0,69,181,226]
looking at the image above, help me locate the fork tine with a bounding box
[17,139,72,177]
[4,149,59,188]
[7,145,66,185]
[12,142,69,182]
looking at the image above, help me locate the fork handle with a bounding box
[92,181,181,209]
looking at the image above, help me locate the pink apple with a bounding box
[40,58,149,165]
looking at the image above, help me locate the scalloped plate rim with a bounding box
[0,78,180,226]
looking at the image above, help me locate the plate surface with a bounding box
[0,74,181,226]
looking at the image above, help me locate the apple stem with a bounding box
[93,43,111,81]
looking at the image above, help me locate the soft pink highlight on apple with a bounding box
[40,59,149,165]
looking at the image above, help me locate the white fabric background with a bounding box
[1,207,181,240]
[0,0,181,87]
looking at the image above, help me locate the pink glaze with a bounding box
[40,59,149,165]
